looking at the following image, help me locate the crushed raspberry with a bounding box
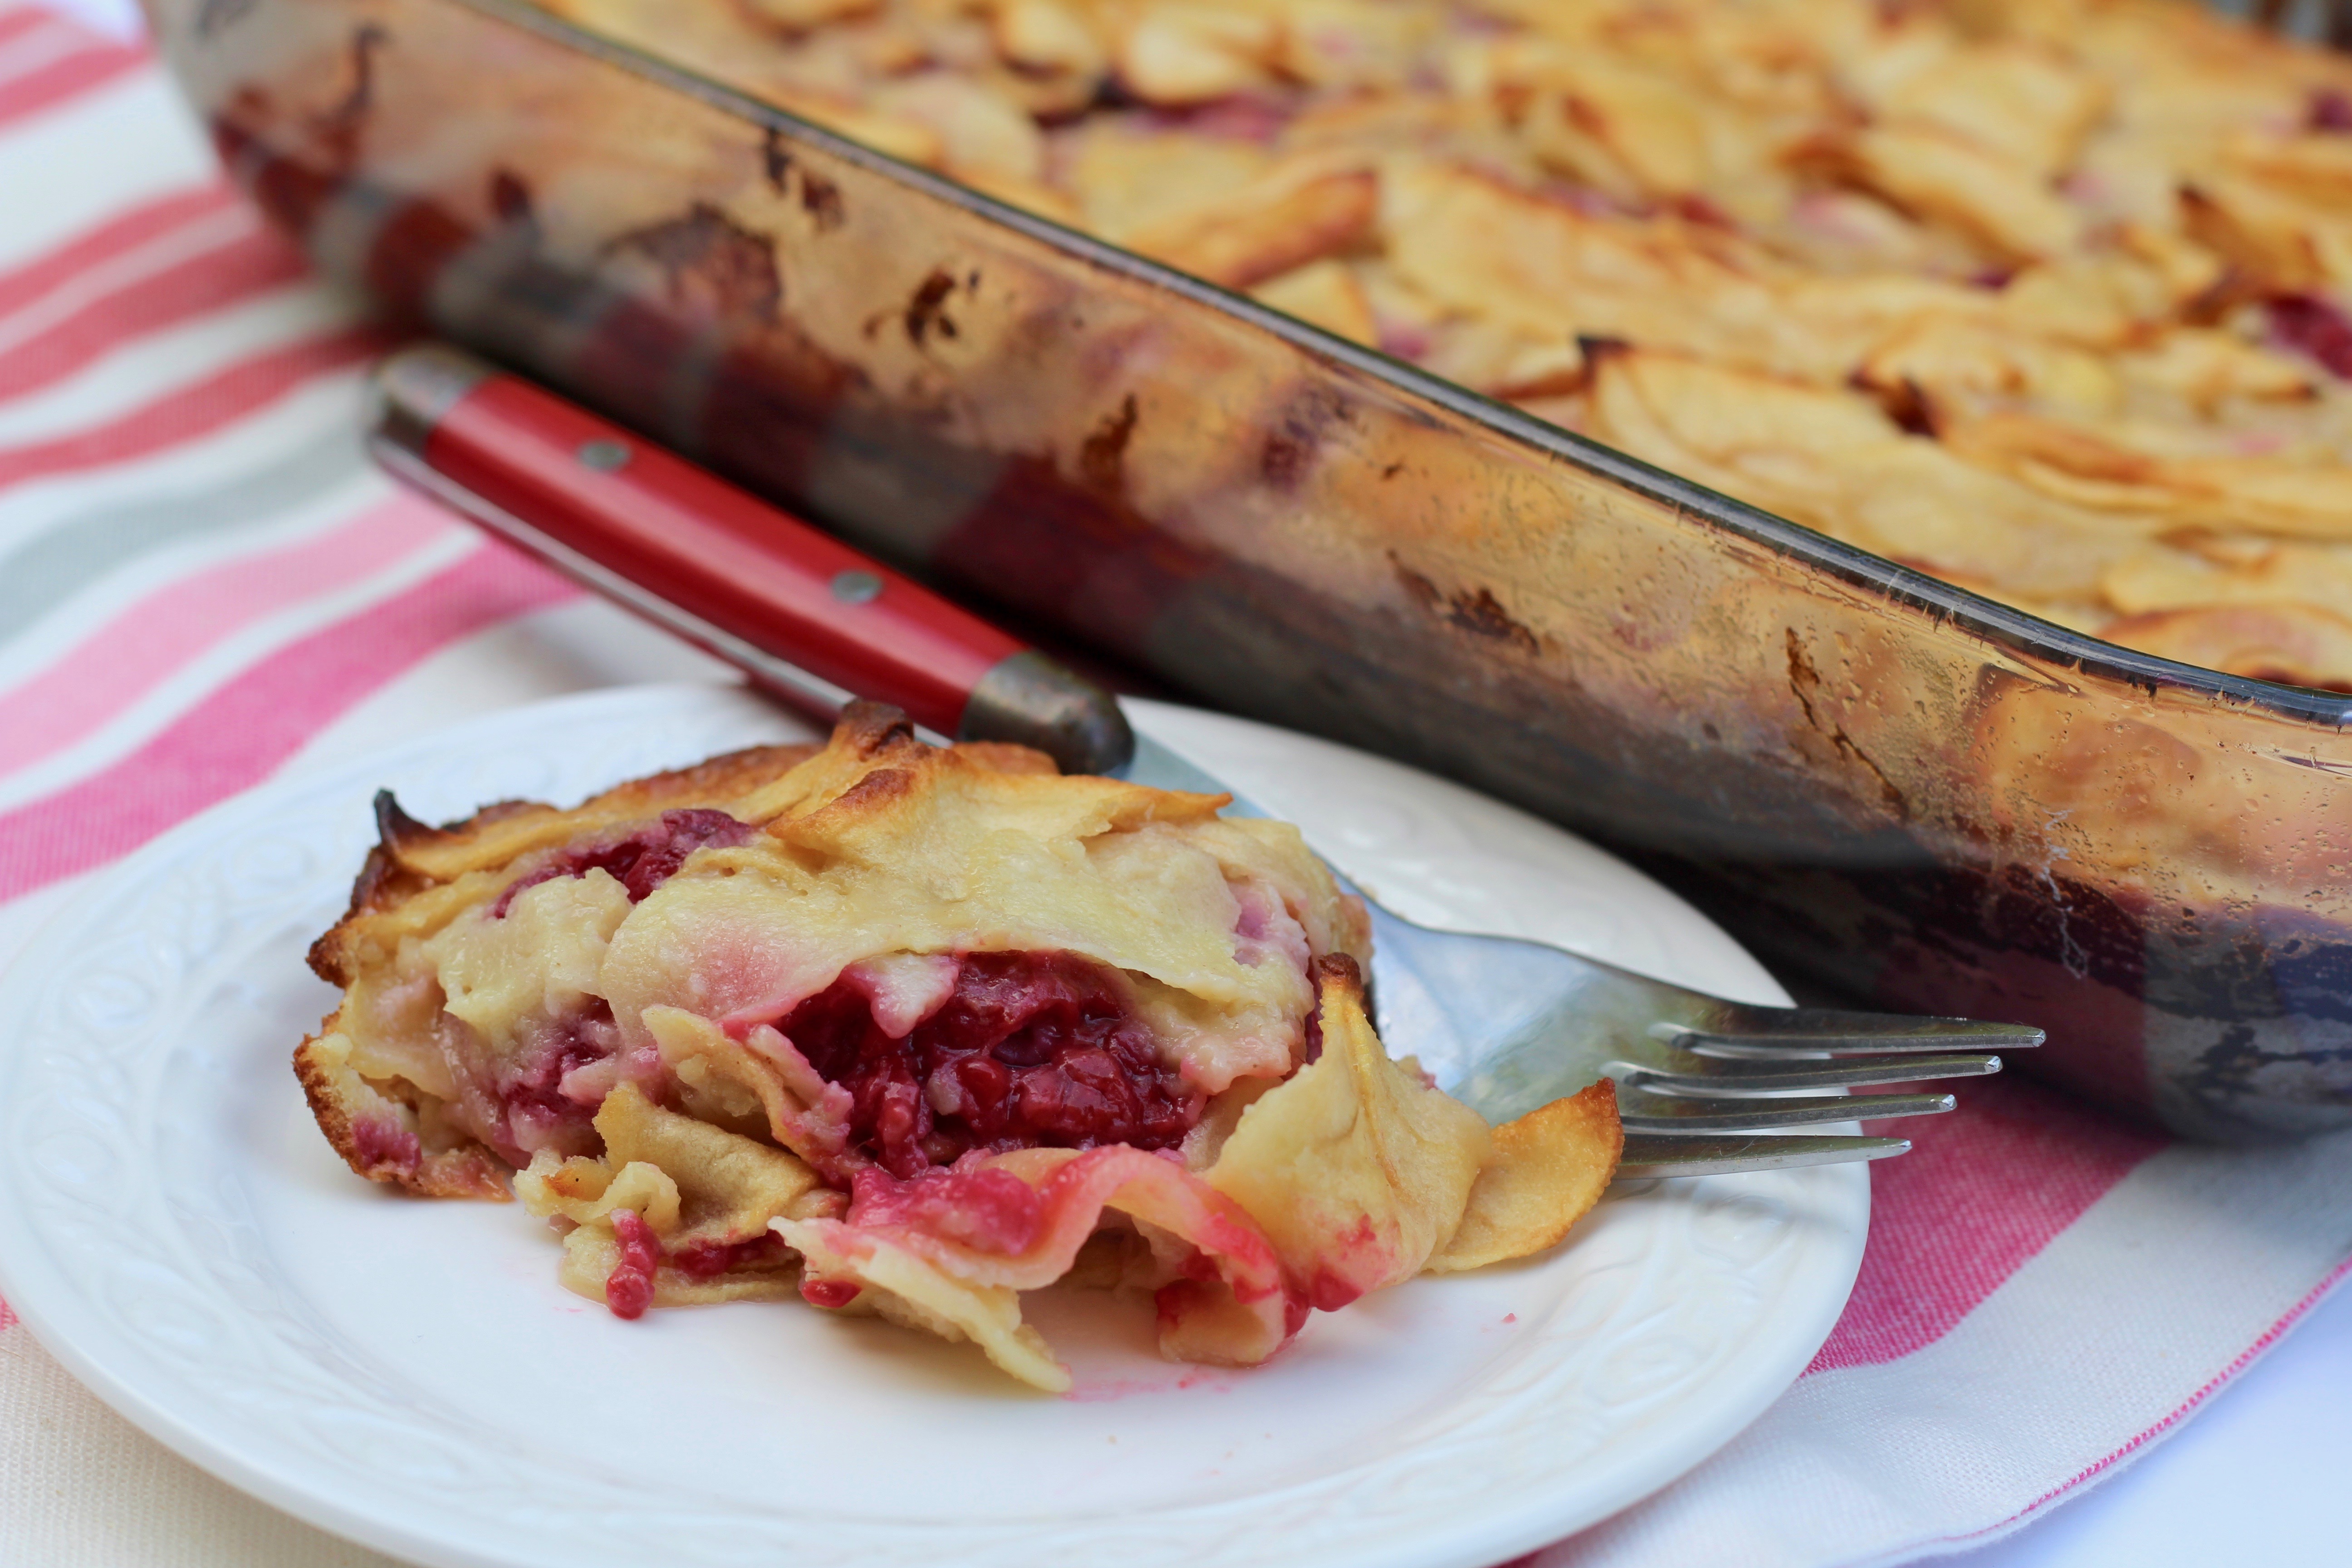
[1305,1216,1382,1311]
[669,1232,789,1279]
[781,951,1205,1177]
[1670,193,1733,229]
[1144,94,1289,143]
[2270,294,2352,378]
[605,1208,660,1320]
[802,1279,862,1309]
[496,1000,622,1157]
[2314,87,2352,132]
[847,1162,1044,1254]
[1307,1269,1364,1312]
[349,1115,420,1175]
[495,808,754,916]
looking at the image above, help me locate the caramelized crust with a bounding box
[300,736,836,1186]
[293,1017,512,1199]
[312,743,827,985]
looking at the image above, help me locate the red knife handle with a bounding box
[366,343,1132,775]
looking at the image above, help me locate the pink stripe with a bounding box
[1807,1075,2168,1372]
[0,6,136,84]
[0,33,142,129]
[0,230,308,409]
[1950,1254,2352,1548]
[0,325,388,491]
[0,8,56,51]
[0,544,579,902]
[0,9,76,81]
[0,186,237,324]
[0,224,309,402]
[0,494,459,770]
[0,1294,14,1332]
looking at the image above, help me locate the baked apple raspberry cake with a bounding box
[297,702,1621,1390]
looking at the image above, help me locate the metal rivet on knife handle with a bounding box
[576,438,632,471]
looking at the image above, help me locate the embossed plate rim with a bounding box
[0,683,1866,1568]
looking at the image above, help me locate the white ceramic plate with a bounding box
[0,684,1865,1568]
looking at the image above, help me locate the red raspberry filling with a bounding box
[669,1232,789,1279]
[495,808,754,916]
[2271,294,2352,379]
[801,1278,862,1310]
[494,1000,622,1158]
[598,1223,787,1319]
[349,1114,421,1177]
[783,951,1205,1178]
[846,1162,1045,1255]
[605,1208,660,1320]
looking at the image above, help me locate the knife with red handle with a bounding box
[365,342,1134,776]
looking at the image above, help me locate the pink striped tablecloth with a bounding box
[3,8,2350,1565]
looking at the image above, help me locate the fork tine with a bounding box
[1336,863,2024,1127]
[1618,1086,1954,1132]
[1611,1049,2003,1094]
[1666,1008,2043,1056]
[1617,1132,1911,1177]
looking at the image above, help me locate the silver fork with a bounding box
[1124,735,2042,1178]
[1356,897,2035,1176]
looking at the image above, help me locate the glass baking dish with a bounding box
[148,0,2352,1141]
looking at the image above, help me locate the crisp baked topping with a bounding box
[537,0,2352,691]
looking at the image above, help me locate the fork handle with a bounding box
[367,343,1134,776]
